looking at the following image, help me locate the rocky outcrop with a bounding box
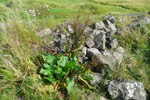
[107,79,147,100]
[129,17,150,28]
[42,15,125,72]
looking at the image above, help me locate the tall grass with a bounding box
[0,0,51,99]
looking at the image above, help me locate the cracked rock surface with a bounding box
[108,79,147,100]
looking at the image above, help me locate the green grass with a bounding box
[0,0,150,99]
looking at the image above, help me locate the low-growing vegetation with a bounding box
[0,0,150,100]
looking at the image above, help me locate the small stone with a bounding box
[85,35,95,48]
[116,46,125,54]
[113,52,123,65]
[110,38,118,49]
[104,15,116,24]
[87,48,101,58]
[103,19,117,35]
[82,47,87,56]
[89,73,102,86]
[35,28,52,37]
[94,32,106,50]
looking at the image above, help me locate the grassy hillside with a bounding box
[0,0,150,100]
[1,0,149,25]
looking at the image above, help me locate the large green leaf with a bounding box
[65,78,74,94]
[44,76,56,83]
[57,56,68,67]
[42,54,57,65]
[40,69,51,76]
[43,63,52,69]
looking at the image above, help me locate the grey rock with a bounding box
[67,24,74,33]
[57,33,66,39]
[104,15,116,24]
[87,49,116,71]
[85,35,95,48]
[78,57,84,64]
[7,0,13,7]
[94,21,107,30]
[87,48,101,58]
[84,26,92,33]
[110,38,118,49]
[113,52,124,65]
[89,73,102,86]
[93,20,117,35]
[140,17,150,25]
[60,37,67,51]
[129,17,150,28]
[91,30,106,36]
[116,46,125,54]
[103,19,117,35]
[94,32,106,50]
[108,79,147,100]
[35,28,52,37]
[99,96,108,100]
[94,50,117,71]
[129,22,141,28]
[83,56,89,63]
[82,47,87,56]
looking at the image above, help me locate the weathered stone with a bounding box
[93,50,117,71]
[104,15,116,24]
[140,17,150,25]
[103,19,117,35]
[78,57,84,64]
[35,28,52,37]
[99,96,108,100]
[94,32,106,50]
[93,21,107,30]
[129,22,141,28]
[108,79,147,100]
[67,24,74,33]
[60,37,67,51]
[84,26,92,33]
[89,73,102,86]
[85,35,95,48]
[87,49,116,71]
[116,46,125,54]
[91,30,106,36]
[83,56,89,63]
[113,52,124,65]
[7,0,13,7]
[57,33,66,39]
[110,38,118,49]
[87,48,101,58]
[82,47,87,56]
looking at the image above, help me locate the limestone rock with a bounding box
[35,28,52,37]
[87,49,116,71]
[87,48,101,58]
[140,17,150,25]
[104,15,116,24]
[94,32,106,50]
[108,79,147,100]
[85,35,95,48]
[94,50,117,71]
[103,19,117,35]
[89,73,102,86]
[113,52,124,65]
